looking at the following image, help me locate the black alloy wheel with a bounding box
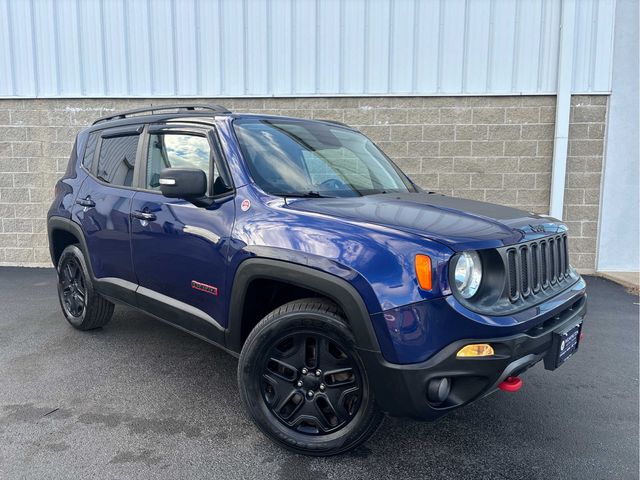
[59,256,86,318]
[261,331,362,435]
[56,244,114,330]
[238,298,384,456]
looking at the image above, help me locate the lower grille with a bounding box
[506,234,570,301]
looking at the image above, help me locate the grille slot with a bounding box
[507,249,518,300]
[505,234,570,302]
[520,247,530,297]
[531,243,539,292]
[540,241,548,288]
[549,238,556,284]
[559,236,567,279]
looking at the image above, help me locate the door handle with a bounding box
[132,210,157,221]
[75,197,95,208]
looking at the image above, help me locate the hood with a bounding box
[284,193,566,251]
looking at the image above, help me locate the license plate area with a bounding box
[544,319,583,370]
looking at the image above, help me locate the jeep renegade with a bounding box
[47,104,586,456]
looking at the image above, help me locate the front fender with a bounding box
[225,257,381,353]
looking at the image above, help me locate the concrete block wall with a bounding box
[0,95,607,271]
[564,95,609,271]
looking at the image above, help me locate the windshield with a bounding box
[233,118,416,197]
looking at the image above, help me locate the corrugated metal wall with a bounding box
[0,0,615,98]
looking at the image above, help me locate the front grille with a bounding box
[506,234,570,302]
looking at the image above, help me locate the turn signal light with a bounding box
[415,254,433,291]
[456,343,495,358]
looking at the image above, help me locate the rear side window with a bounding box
[96,135,140,187]
[82,132,98,170]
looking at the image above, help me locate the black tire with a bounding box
[238,298,384,456]
[56,244,114,330]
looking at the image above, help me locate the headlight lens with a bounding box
[454,251,482,298]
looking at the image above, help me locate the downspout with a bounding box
[549,0,576,219]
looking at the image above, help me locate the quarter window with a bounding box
[82,132,98,170]
[96,135,140,187]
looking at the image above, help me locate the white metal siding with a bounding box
[0,0,616,98]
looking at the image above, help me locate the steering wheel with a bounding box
[318,178,347,191]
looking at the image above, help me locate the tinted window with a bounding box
[233,119,415,197]
[97,135,139,187]
[146,133,230,194]
[82,132,98,170]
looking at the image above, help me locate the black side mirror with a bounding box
[159,168,207,200]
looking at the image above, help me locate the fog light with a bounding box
[427,377,451,404]
[456,343,494,357]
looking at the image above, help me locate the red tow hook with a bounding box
[498,376,523,392]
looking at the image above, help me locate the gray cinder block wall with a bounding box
[0,95,607,271]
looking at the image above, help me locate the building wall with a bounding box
[0,95,606,271]
[1,0,615,97]
[597,0,640,272]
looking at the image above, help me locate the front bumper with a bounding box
[360,292,587,420]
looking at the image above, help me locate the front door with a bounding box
[130,125,235,340]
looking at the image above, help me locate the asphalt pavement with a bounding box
[0,267,638,479]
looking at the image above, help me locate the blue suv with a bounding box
[48,104,586,455]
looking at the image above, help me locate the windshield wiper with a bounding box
[273,191,332,198]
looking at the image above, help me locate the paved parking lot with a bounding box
[0,267,638,479]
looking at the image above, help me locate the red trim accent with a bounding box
[498,376,523,392]
[191,280,218,296]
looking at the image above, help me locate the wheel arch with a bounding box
[48,216,92,274]
[226,258,381,354]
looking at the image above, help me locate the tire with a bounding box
[238,298,384,456]
[56,244,114,330]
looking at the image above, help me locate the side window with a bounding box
[146,133,209,190]
[82,132,98,170]
[146,132,231,195]
[96,135,140,187]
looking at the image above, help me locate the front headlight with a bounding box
[454,251,482,298]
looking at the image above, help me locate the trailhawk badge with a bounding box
[191,280,218,296]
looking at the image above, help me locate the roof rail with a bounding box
[92,104,231,125]
[318,119,351,128]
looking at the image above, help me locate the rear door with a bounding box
[130,124,235,338]
[72,125,143,294]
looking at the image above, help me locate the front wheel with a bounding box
[238,298,383,456]
[56,244,114,330]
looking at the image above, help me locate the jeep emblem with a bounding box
[530,224,545,233]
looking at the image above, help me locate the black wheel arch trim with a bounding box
[48,216,93,275]
[226,258,381,354]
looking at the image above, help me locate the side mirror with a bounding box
[159,168,207,200]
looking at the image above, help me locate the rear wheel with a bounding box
[56,244,114,330]
[238,298,383,456]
